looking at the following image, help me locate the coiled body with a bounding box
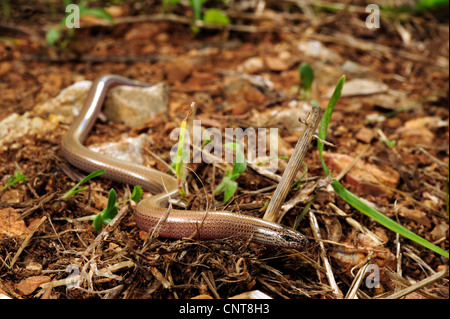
[61,75,308,250]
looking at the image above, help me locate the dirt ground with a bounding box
[0,1,448,300]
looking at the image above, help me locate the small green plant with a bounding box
[215,143,247,202]
[93,186,143,231]
[60,168,142,230]
[377,129,396,148]
[172,104,197,197]
[46,0,113,47]
[318,75,448,258]
[299,62,315,99]
[202,8,230,25]
[0,171,26,193]
[291,162,308,190]
[173,110,190,197]
[61,169,106,198]
[93,188,118,231]
[162,0,230,32]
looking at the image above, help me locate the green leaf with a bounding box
[203,8,230,25]
[318,76,345,176]
[214,178,227,194]
[189,0,203,21]
[331,180,449,258]
[93,213,104,231]
[299,62,315,92]
[1,171,27,193]
[223,179,238,202]
[106,188,117,211]
[93,189,119,231]
[9,171,26,186]
[102,205,118,225]
[46,28,61,44]
[163,0,181,5]
[317,75,449,259]
[224,143,247,179]
[131,185,143,202]
[62,169,105,198]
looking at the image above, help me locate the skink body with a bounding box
[61,75,308,250]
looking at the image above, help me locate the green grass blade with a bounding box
[317,75,448,258]
[318,76,345,176]
[62,169,105,198]
[331,180,448,258]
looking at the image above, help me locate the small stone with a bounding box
[355,126,374,143]
[264,56,289,71]
[104,84,169,127]
[231,100,251,116]
[0,207,29,239]
[398,205,432,228]
[26,261,43,273]
[237,57,265,74]
[322,151,400,195]
[164,56,194,82]
[89,134,154,165]
[0,112,56,148]
[430,223,449,240]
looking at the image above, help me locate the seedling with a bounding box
[93,188,118,231]
[0,171,26,193]
[61,169,105,198]
[299,62,315,99]
[162,0,230,33]
[60,168,142,230]
[215,142,247,202]
[377,129,396,148]
[318,75,448,258]
[92,186,143,231]
[173,104,196,197]
[291,162,308,190]
[46,0,113,48]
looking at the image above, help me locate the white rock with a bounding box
[89,134,154,165]
[104,83,169,127]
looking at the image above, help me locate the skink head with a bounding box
[277,227,309,250]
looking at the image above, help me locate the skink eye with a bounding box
[281,234,296,242]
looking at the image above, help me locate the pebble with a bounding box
[0,207,29,239]
[164,56,194,82]
[237,56,265,74]
[104,83,169,127]
[322,151,400,194]
[355,126,374,143]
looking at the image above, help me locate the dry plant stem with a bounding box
[345,258,373,299]
[403,246,436,275]
[309,211,342,298]
[83,206,130,256]
[335,144,370,182]
[384,268,445,299]
[264,104,321,223]
[329,203,384,245]
[386,269,448,299]
[9,215,47,269]
[38,261,135,290]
